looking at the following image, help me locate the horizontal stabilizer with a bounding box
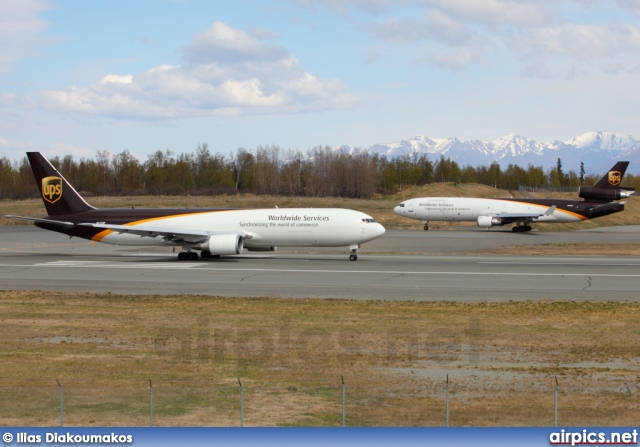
[588,202,624,214]
[3,215,75,228]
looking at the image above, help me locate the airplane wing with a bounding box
[79,223,252,244]
[3,215,75,229]
[496,212,544,219]
[494,205,556,223]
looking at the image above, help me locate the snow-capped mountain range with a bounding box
[336,131,640,175]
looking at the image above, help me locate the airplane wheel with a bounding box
[188,252,198,261]
[423,225,429,231]
[512,227,519,232]
[201,250,211,259]
[178,252,187,260]
[349,254,358,261]
[525,226,532,232]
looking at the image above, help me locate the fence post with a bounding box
[238,378,244,427]
[149,379,153,427]
[56,379,63,427]
[341,375,346,427]
[445,375,450,427]
[554,376,559,427]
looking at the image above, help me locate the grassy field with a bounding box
[1,291,639,426]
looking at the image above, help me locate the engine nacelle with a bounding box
[193,234,244,255]
[477,215,504,228]
[579,186,635,201]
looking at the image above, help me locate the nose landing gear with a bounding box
[349,244,360,261]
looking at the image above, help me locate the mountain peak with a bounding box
[337,131,640,174]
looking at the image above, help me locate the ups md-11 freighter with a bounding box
[394,162,634,232]
[6,152,385,261]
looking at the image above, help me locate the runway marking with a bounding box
[1,262,640,278]
[173,268,640,278]
[479,261,640,267]
[31,260,202,269]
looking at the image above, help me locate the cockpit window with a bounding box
[398,203,405,207]
[361,218,377,223]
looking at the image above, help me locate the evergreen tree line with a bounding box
[0,144,638,200]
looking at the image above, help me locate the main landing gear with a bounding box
[512,225,532,232]
[177,251,198,260]
[177,250,221,260]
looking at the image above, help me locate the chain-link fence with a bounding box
[2,377,638,427]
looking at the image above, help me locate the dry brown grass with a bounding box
[1,291,639,426]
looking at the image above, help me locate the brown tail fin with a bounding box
[27,152,95,216]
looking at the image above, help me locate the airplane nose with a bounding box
[393,205,403,215]
[374,223,386,238]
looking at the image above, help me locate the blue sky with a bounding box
[1,0,640,161]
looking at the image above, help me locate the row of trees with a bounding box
[0,144,636,200]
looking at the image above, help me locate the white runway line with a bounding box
[1,262,640,278]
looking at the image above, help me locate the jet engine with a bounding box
[193,234,244,255]
[477,215,504,228]
[578,186,635,201]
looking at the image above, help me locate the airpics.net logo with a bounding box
[608,170,622,186]
[42,176,62,204]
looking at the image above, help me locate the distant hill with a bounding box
[336,131,640,175]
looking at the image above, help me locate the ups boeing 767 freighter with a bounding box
[394,162,634,232]
[5,152,385,261]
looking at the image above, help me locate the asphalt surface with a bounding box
[1,226,639,301]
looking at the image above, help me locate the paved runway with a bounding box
[1,226,639,301]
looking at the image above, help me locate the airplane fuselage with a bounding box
[36,207,385,248]
[394,197,624,223]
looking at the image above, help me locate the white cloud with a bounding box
[0,0,53,74]
[294,0,640,75]
[181,21,288,64]
[0,136,19,147]
[512,21,640,77]
[100,74,134,85]
[37,22,357,120]
[47,142,95,160]
[617,0,640,19]
[430,48,483,71]
[521,22,640,60]
[423,0,552,28]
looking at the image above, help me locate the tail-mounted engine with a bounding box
[193,234,244,255]
[477,215,504,228]
[578,186,635,201]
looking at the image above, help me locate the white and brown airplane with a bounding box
[5,152,385,261]
[394,162,634,232]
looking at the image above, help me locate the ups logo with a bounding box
[42,176,62,204]
[608,171,622,186]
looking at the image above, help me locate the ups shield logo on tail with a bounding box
[608,171,622,186]
[42,176,62,204]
